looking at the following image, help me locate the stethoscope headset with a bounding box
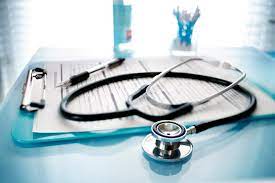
[59,57,257,162]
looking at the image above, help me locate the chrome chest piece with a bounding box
[142,120,194,163]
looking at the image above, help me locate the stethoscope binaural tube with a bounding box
[145,57,247,109]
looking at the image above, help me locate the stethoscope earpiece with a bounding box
[142,120,193,163]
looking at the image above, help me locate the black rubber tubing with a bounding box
[60,72,257,133]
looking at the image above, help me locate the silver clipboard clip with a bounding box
[20,68,47,112]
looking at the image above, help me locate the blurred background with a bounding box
[0,0,275,104]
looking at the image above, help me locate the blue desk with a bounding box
[0,47,275,183]
[266,52,275,59]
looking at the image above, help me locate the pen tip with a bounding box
[55,83,63,88]
[56,80,70,88]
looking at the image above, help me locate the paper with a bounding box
[33,57,275,133]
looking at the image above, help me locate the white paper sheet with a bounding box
[33,57,275,133]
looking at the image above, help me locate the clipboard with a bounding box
[12,62,153,144]
[11,60,275,145]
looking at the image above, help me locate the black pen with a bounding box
[56,58,125,87]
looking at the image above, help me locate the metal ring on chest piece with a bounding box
[142,120,193,163]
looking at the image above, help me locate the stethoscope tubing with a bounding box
[60,72,256,133]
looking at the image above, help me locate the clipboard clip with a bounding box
[20,68,47,112]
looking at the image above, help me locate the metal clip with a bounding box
[20,68,47,112]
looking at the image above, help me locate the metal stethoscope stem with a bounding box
[145,57,246,109]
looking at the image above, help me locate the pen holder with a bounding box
[171,6,200,56]
[171,21,197,56]
[177,21,194,45]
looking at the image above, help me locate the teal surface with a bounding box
[1,47,275,183]
[266,51,275,58]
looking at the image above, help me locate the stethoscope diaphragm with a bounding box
[142,120,193,163]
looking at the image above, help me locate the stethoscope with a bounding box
[142,120,194,163]
[59,57,257,162]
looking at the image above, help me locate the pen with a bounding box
[56,58,125,87]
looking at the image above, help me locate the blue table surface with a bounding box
[0,47,275,183]
[266,52,275,59]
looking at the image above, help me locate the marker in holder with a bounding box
[173,6,200,45]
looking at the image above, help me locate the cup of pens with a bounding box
[171,6,200,55]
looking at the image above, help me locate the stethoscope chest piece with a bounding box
[142,120,193,163]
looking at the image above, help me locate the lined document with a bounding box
[33,57,275,133]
